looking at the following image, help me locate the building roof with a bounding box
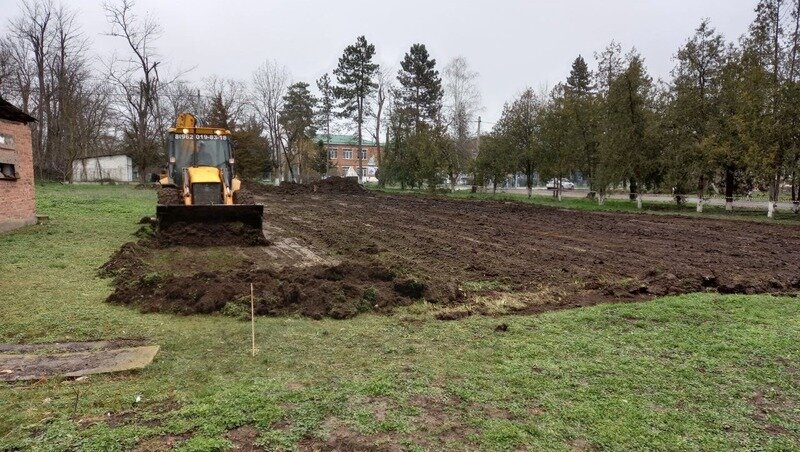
[0,96,36,124]
[316,134,377,147]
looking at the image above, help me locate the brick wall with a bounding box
[327,144,381,178]
[0,118,36,233]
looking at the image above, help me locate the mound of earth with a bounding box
[244,176,368,196]
[101,242,451,319]
[149,222,269,248]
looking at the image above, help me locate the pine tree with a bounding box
[333,36,379,182]
[564,55,599,194]
[315,73,335,144]
[566,55,593,95]
[397,43,443,130]
[279,82,317,181]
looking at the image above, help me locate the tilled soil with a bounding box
[105,185,800,319]
[253,190,800,315]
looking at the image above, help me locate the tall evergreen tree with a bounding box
[315,73,335,144]
[333,36,379,182]
[564,55,599,193]
[397,43,443,130]
[566,55,593,95]
[279,82,317,181]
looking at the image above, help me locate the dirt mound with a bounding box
[102,242,443,319]
[245,177,368,196]
[151,222,268,247]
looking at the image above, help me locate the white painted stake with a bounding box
[250,283,256,357]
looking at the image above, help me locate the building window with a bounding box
[0,133,14,150]
[328,148,338,159]
[0,163,17,180]
[343,148,352,159]
[359,149,367,160]
[342,166,351,176]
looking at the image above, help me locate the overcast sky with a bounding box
[1,0,758,126]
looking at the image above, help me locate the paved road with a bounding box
[480,187,800,211]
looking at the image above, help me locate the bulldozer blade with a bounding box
[156,204,264,230]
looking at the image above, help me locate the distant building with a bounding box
[316,134,381,182]
[72,154,134,182]
[0,96,37,233]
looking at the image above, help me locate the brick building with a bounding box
[317,134,381,182]
[0,96,36,233]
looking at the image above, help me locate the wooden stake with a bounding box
[250,283,256,357]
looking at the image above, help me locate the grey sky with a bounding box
[1,0,757,126]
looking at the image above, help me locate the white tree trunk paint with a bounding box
[725,201,733,211]
[598,194,605,205]
[696,198,703,213]
[636,194,642,209]
[767,200,775,218]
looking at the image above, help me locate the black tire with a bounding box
[233,189,255,205]
[157,187,182,205]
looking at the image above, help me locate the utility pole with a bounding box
[476,116,481,155]
[472,116,481,193]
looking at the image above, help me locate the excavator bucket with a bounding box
[156,204,264,230]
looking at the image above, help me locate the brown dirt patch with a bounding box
[226,425,264,451]
[750,388,799,437]
[298,418,402,452]
[106,188,800,319]
[249,190,800,315]
[133,432,191,452]
[102,242,432,318]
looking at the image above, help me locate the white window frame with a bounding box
[343,148,353,159]
[328,148,338,159]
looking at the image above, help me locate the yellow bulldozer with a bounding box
[156,113,263,230]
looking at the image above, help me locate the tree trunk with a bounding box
[636,193,642,209]
[725,166,735,211]
[696,175,705,213]
[598,188,606,206]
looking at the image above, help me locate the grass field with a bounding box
[1,183,799,451]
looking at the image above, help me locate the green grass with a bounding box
[372,186,800,223]
[1,183,799,450]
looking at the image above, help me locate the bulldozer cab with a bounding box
[168,132,233,187]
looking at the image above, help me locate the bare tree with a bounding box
[204,76,249,128]
[103,0,163,183]
[161,79,197,121]
[9,0,54,177]
[369,66,393,170]
[443,56,482,189]
[252,60,289,182]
